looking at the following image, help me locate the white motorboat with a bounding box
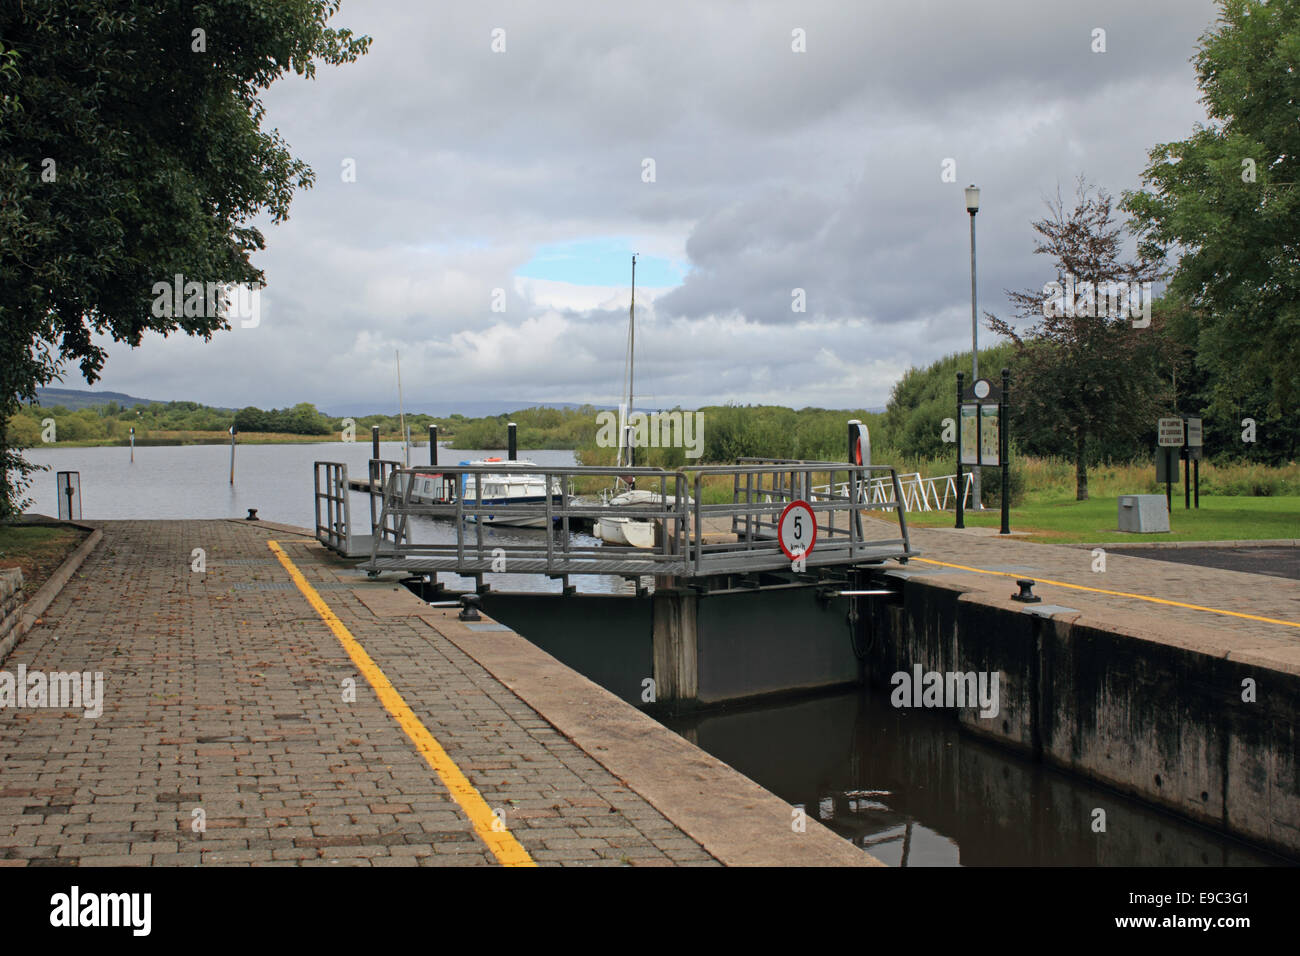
[394,470,455,505]
[459,458,564,528]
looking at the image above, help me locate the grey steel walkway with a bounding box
[315,459,915,580]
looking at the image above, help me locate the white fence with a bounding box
[812,472,973,513]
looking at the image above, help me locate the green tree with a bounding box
[233,406,269,433]
[6,414,41,448]
[0,1,369,515]
[1123,0,1300,444]
[882,344,1016,461]
[281,402,330,435]
[987,182,1178,500]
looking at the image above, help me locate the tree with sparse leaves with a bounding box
[987,181,1181,500]
[0,1,369,516]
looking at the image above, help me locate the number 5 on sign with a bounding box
[778,500,817,561]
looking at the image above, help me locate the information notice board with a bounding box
[959,402,1000,466]
[960,404,979,466]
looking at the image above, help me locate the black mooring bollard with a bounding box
[458,593,482,621]
[507,422,517,461]
[1011,579,1040,603]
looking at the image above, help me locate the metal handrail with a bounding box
[362,460,914,579]
[368,459,406,544]
[810,471,973,512]
[367,464,694,577]
[313,461,352,552]
[692,460,911,576]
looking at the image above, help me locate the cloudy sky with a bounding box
[88,0,1220,414]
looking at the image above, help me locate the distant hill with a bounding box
[321,400,620,417]
[32,387,168,410]
[30,388,884,418]
[29,389,612,418]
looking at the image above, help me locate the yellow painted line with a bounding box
[266,540,535,867]
[912,557,1300,629]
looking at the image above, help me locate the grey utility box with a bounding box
[1117,495,1169,533]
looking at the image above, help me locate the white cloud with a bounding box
[84,0,1219,414]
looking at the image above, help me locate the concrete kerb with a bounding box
[5,520,102,663]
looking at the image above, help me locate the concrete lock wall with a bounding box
[648,585,863,707]
[484,584,862,709]
[866,573,1300,859]
[688,587,860,706]
[479,592,653,705]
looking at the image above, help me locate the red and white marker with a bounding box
[778,500,817,561]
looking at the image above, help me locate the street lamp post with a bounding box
[965,184,982,510]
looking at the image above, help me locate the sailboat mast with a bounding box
[396,349,408,468]
[615,255,637,471]
[626,254,637,471]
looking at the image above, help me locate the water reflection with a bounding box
[664,690,1284,866]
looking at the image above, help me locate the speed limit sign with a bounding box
[778,500,817,560]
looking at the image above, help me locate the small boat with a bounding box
[398,470,455,504]
[597,489,662,548]
[459,458,564,528]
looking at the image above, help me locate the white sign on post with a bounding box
[778,500,817,561]
[1185,417,1203,447]
[1157,418,1185,447]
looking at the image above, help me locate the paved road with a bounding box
[1101,545,1300,581]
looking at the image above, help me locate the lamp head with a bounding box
[965,184,980,213]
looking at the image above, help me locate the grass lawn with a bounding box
[902,495,1300,544]
[0,524,90,594]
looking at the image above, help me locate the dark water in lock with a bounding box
[661,689,1288,866]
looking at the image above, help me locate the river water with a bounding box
[20,442,628,593]
[21,441,576,527]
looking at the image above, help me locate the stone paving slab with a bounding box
[0,520,723,867]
